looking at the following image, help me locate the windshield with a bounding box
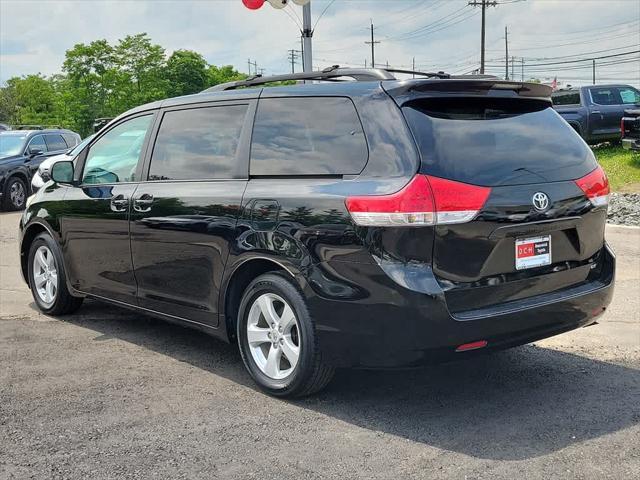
[0,134,28,157]
[69,134,95,156]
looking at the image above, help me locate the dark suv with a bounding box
[19,69,614,397]
[0,129,81,210]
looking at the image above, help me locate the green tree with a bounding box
[115,33,167,107]
[206,65,247,87]
[165,50,208,97]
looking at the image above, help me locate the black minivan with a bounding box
[19,68,615,397]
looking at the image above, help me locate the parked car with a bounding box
[552,84,640,143]
[31,134,95,194]
[0,129,81,210]
[621,108,640,151]
[19,69,614,397]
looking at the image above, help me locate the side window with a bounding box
[62,133,79,148]
[250,97,368,176]
[552,91,580,106]
[618,87,640,104]
[148,105,248,181]
[44,134,68,152]
[27,136,47,154]
[82,114,153,184]
[590,88,620,105]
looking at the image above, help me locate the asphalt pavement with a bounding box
[1,211,638,479]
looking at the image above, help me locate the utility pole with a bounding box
[469,0,497,74]
[247,58,258,76]
[511,55,514,79]
[504,25,509,80]
[365,20,380,68]
[287,49,301,74]
[412,57,416,77]
[301,2,313,72]
[521,57,524,81]
[592,59,596,84]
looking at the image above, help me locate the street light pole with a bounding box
[302,2,313,72]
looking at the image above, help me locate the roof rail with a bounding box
[203,66,397,92]
[11,124,64,130]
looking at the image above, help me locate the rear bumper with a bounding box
[622,137,640,151]
[306,244,615,368]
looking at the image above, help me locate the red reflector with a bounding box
[575,166,610,207]
[345,175,491,227]
[455,340,488,352]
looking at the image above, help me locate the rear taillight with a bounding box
[345,175,491,227]
[575,165,610,207]
[621,118,626,138]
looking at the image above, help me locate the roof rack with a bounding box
[203,65,452,92]
[11,124,64,130]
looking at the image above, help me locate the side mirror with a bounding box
[51,161,74,184]
[28,148,43,158]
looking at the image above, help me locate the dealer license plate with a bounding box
[515,236,551,270]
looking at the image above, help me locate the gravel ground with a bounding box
[608,192,640,226]
[1,212,639,480]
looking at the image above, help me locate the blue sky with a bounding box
[1,0,638,87]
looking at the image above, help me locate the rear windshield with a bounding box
[403,97,596,186]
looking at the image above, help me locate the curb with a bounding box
[606,223,640,231]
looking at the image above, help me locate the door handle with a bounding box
[591,110,601,114]
[133,193,154,213]
[110,194,129,212]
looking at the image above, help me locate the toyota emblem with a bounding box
[532,192,550,212]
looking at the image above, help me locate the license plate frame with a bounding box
[515,235,552,270]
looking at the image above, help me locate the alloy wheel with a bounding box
[32,245,58,305]
[10,181,26,208]
[246,293,301,380]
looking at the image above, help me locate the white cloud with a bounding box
[1,0,638,86]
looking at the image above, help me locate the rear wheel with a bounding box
[3,176,27,211]
[27,233,83,315]
[237,273,334,397]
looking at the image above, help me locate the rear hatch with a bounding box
[395,81,609,315]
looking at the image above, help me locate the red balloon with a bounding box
[242,0,264,9]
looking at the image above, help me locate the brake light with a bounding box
[575,166,610,207]
[621,118,625,138]
[345,175,491,227]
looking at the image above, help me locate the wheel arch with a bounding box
[20,221,56,284]
[221,256,299,343]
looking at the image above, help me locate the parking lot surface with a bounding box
[1,211,638,479]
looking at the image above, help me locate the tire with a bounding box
[237,272,334,397]
[2,176,28,211]
[27,232,83,315]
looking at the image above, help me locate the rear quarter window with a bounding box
[250,97,368,176]
[403,97,596,186]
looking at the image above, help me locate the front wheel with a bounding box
[3,176,27,211]
[27,233,83,315]
[237,273,334,397]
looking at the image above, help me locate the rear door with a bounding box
[587,86,624,138]
[402,95,605,314]
[130,101,254,327]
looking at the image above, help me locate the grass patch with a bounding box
[593,144,640,192]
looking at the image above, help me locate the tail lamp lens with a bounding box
[575,166,610,207]
[345,175,491,227]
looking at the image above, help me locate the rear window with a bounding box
[403,97,595,186]
[552,91,581,106]
[250,97,368,176]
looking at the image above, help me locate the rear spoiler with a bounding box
[382,79,553,105]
